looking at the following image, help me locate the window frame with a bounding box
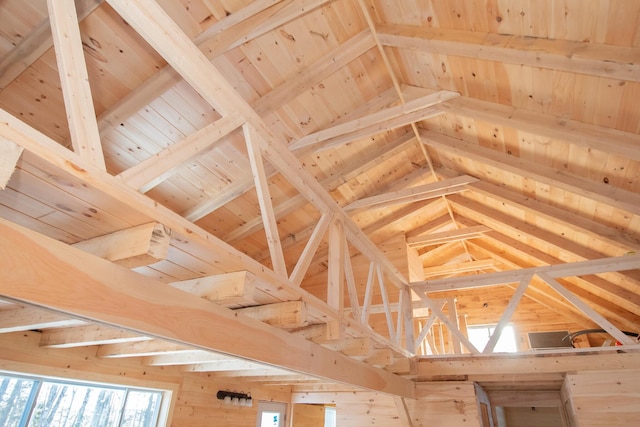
[0,371,169,427]
[256,400,287,427]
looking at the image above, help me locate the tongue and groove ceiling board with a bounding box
[0,0,639,390]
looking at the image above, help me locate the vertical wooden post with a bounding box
[327,218,345,340]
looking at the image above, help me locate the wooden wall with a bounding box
[293,382,481,426]
[0,331,290,427]
[562,370,640,427]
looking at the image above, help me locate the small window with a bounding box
[467,325,518,353]
[256,401,287,427]
[0,373,164,427]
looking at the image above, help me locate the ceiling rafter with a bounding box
[0,0,103,90]
[422,130,640,216]
[378,24,640,82]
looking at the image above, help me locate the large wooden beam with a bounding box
[0,217,415,397]
[72,222,171,268]
[48,0,105,170]
[378,24,640,82]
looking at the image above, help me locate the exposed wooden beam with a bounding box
[192,0,288,47]
[536,272,636,345]
[195,0,334,54]
[289,212,333,286]
[0,306,86,333]
[436,95,640,162]
[378,24,640,82]
[72,222,171,268]
[466,179,640,254]
[0,105,412,360]
[48,0,105,170]
[253,29,375,115]
[483,274,533,353]
[461,217,639,328]
[223,133,416,244]
[243,124,287,278]
[170,271,258,307]
[327,218,345,340]
[96,339,193,358]
[0,217,415,397]
[407,225,491,248]
[423,259,496,278]
[289,90,458,153]
[183,359,277,373]
[143,350,229,366]
[0,139,23,189]
[422,130,640,216]
[238,301,308,329]
[40,325,151,348]
[413,254,640,292]
[417,350,640,380]
[0,0,103,90]
[97,0,333,134]
[345,175,477,211]
[118,114,244,192]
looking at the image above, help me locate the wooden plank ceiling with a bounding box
[0,0,639,390]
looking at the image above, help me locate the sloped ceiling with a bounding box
[0,0,639,386]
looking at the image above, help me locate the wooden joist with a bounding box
[96,339,193,358]
[0,306,86,333]
[72,222,171,268]
[40,325,151,348]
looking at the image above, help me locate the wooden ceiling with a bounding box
[0,0,639,390]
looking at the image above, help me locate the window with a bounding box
[324,406,336,427]
[0,373,164,427]
[467,325,518,353]
[256,401,287,427]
